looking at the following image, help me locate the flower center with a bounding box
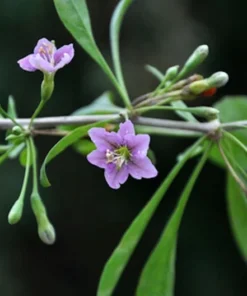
[106,146,131,170]
[38,42,55,65]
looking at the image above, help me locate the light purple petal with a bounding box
[87,150,107,169]
[125,134,150,159]
[17,54,37,72]
[29,54,55,73]
[54,44,74,66]
[104,164,129,189]
[54,53,73,71]
[128,157,158,180]
[34,38,55,54]
[118,120,135,137]
[88,128,121,151]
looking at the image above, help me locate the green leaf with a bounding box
[54,0,127,105]
[40,121,106,187]
[170,100,198,123]
[0,145,11,154]
[0,145,18,165]
[73,92,124,116]
[136,142,212,296]
[73,139,96,156]
[96,136,206,296]
[227,173,247,261]
[8,143,25,159]
[110,0,133,98]
[7,95,18,118]
[210,96,247,168]
[145,65,164,81]
[54,0,101,65]
[19,146,33,167]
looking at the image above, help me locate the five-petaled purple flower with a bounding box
[87,120,158,189]
[18,38,74,73]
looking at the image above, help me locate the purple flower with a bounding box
[18,38,74,73]
[87,120,158,189]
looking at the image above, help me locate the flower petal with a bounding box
[54,44,74,66]
[125,134,150,159]
[104,164,129,189]
[87,150,107,169]
[88,128,121,151]
[118,120,135,137]
[17,54,37,72]
[128,157,158,180]
[34,38,55,54]
[29,54,55,73]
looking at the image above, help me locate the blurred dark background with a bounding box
[0,0,246,295]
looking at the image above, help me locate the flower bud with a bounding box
[8,200,23,225]
[12,126,22,136]
[41,73,55,102]
[188,80,210,95]
[31,193,56,245]
[190,106,219,120]
[185,45,209,68]
[38,222,56,245]
[165,65,179,81]
[206,72,229,88]
[177,45,209,79]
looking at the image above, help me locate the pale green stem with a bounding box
[135,125,202,138]
[135,106,194,115]
[18,140,31,203]
[29,100,47,129]
[134,92,180,108]
[29,137,39,194]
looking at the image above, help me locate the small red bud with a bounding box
[201,87,217,97]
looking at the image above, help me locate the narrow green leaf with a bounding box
[19,146,33,167]
[136,142,212,296]
[7,95,18,118]
[54,0,128,106]
[227,173,247,261]
[145,65,164,81]
[97,136,206,296]
[8,143,25,159]
[0,145,11,154]
[110,0,133,100]
[170,100,198,123]
[54,0,101,64]
[0,145,17,165]
[40,121,106,187]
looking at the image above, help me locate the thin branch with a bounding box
[0,115,120,130]
[220,120,247,131]
[134,117,221,133]
[0,115,221,134]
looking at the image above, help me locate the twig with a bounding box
[0,115,221,134]
[1,114,247,135]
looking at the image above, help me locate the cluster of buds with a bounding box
[134,45,229,109]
